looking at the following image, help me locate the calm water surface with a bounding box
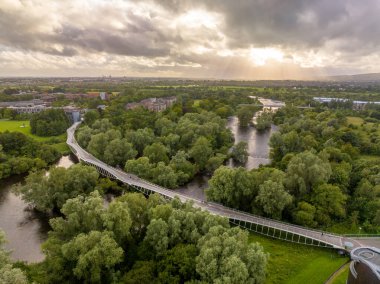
[0,155,75,262]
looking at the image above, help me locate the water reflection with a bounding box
[0,155,75,263]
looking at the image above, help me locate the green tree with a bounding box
[104,139,137,167]
[30,109,70,136]
[189,137,213,170]
[61,231,123,283]
[237,106,254,127]
[169,151,196,185]
[292,201,317,227]
[312,184,347,225]
[16,164,99,212]
[285,151,332,198]
[125,157,153,180]
[231,141,249,164]
[87,133,109,159]
[143,142,169,164]
[77,126,93,148]
[255,180,292,219]
[84,110,100,126]
[126,128,156,155]
[255,111,272,131]
[144,219,169,257]
[0,230,28,284]
[196,226,267,284]
[151,162,178,188]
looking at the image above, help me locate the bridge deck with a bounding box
[67,122,351,250]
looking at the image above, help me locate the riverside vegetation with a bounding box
[1,81,380,283]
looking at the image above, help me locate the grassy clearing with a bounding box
[0,120,67,153]
[347,116,364,126]
[329,263,350,284]
[249,233,348,284]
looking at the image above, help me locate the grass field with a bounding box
[347,116,364,126]
[0,120,67,153]
[249,233,348,284]
[329,263,350,284]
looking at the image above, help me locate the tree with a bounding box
[143,142,169,164]
[206,166,253,209]
[169,151,196,185]
[91,118,113,134]
[49,191,106,240]
[84,110,100,126]
[205,153,226,174]
[144,219,169,257]
[30,109,70,136]
[156,244,197,283]
[189,137,213,170]
[104,139,137,167]
[126,128,156,155]
[196,226,267,284]
[285,151,332,198]
[312,184,347,225]
[87,133,109,159]
[77,126,93,148]
[231,141,248,164]
[0,230,28,284]
[292,202,316,227]
[125,157,153,180]
[61,231,124,283]
[117,193,149,240]
[255,111,272,131]
[151,162,178,188]
[237,106,254,127]
[15,164,99,212]
[255,180,292,219]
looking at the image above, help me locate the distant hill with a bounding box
[329,72,380,82]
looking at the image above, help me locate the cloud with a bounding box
[1,0,380,78]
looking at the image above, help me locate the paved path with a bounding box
[66,122,372,250]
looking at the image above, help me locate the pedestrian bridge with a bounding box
[67,122,354,250]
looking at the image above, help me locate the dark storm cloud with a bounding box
[154,0,380,50]
[0,3,172,57]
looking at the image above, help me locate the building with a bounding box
[313,97,380,110]
[125,96,177,112]
[348,247,380,284]
[0,99,82,122]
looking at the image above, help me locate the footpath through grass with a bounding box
[249,233,348,284]
[0,120,69,154]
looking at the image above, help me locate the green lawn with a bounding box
[329,263,350,284]
[0,120,67,153]
[249,233,348,284]
[347,116,364,126]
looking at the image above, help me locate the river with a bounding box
[177,97,282,200]
[0,97,282,262]
[0,155,75,263]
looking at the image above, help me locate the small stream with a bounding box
[0,155,75,263]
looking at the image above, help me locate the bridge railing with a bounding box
[344,234,380,238]
[207,200,342,238]
[66,122,343,247]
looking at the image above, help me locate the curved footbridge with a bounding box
[67,122,364,251]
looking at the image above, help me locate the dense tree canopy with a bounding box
[30,109,70,136]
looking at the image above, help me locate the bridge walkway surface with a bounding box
[67,122,376,251]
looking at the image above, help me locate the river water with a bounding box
[0,97,282,262]
[177,98,282,200]
[0,155,75,263]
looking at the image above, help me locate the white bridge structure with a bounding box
[67,122,363,251]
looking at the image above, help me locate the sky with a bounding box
[1,0,380,79]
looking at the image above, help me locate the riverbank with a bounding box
[0,155,76,262]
